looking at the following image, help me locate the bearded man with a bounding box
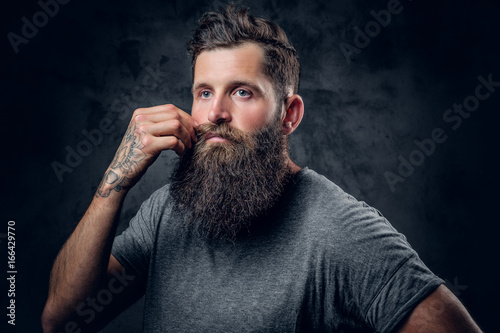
[42,5,483,333]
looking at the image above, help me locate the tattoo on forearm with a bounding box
[96,123,147,198]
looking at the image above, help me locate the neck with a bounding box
[285,156,302,175]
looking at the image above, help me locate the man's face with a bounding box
[191,42,281,135]
[171,43,292,240]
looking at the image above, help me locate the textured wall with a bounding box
[2,0,499,331]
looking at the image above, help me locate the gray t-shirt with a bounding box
[112,168,443,332]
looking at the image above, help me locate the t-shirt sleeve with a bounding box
[366,252,443,333]
[324,193,444,332]
[111,185,171,278]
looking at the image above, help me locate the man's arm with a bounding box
[41,105,197,332]
[41,192,132,332]
[396,284,482,333]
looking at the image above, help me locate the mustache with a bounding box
[194,122,251,144]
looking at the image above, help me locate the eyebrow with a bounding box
[192,80,266,96]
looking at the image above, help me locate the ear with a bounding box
[281,94,304,135]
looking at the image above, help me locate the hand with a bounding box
[96,104,197,198]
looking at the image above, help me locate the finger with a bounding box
[164,111,197,145]
[147,135,186,156]
[134,111,185,124]
[182,113,198,144]
[133,106,197,144]
[142,120,193,149]
[136,112,196,142]
[133,104,183,116]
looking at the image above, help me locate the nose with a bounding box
[207,96,232,124]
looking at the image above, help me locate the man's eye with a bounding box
[201,91,211,98]
[236,89,251,97]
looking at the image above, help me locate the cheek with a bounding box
[190,105,205,124]
[238,114,267,131]
[236,104,275,131]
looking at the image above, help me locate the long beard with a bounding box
[170,116,292,240]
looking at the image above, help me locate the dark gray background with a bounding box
[2,0,499,332]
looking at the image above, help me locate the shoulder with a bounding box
[286,169,444,332]
[133,183,175,224]
[141,183,172,207]
[293,168,372,210]
[290,168,408,250]
[291,168,388,225]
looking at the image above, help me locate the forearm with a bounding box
[42,186,128,330]
[42,104,196,331]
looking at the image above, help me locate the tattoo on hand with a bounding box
[96,123,147,198]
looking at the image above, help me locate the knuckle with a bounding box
[141,134,152,147]
[171,119,182,130]
[134,114,145,122]
[171,111,181,120]
[137,125,147,133]
[167,136,178,147]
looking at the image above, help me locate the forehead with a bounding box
[193,43,269,86]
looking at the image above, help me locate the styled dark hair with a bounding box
[188,4,300,103]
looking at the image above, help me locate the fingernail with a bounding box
[194,120,199,127]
